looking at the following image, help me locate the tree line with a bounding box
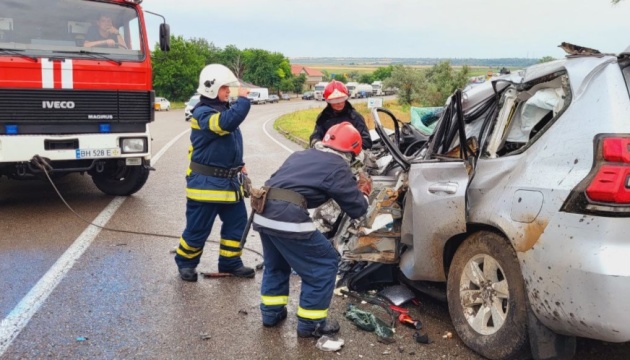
[151,35,553,108]
[151,36,306,102]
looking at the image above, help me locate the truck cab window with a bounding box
[0,0,144,61]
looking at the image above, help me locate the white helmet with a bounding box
[196,64,240,99]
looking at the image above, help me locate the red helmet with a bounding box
[323,80,349,104]
[322,122,362,156]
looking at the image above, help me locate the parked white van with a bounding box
[247,88,269,104]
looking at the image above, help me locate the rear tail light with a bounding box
[562,134,630,216]
[585,165,630,203]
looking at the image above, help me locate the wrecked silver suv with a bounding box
[320,50,630,359]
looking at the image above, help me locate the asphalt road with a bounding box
[1,98,629,359]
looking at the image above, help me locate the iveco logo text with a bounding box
[42,101,75,109]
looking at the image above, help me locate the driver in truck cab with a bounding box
[84,13,127,48]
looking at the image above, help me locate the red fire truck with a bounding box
[0,0,169,195]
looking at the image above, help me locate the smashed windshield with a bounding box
[0,0,143,61]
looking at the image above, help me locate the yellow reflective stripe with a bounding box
[261,295,289,306]
[179,237,200,251]
[176,247,202,259]
[220,239,241,248]
[219,249,242,257]
[297,306,328,320]
[186,188,238,202]
[208,113,229,136]
[186,145,193,176]
[190,118,201,130]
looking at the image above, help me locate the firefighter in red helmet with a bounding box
[309,80,372,150]
[253,122,371,338]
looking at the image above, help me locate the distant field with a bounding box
[307,64,514,78]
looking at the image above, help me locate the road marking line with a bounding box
[0,128,190,356]
[262,117,295,154]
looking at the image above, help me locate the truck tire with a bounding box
[91,162,150,196]
[447,231,529,360]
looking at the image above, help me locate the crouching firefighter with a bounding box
[175,64,255,282]
[251,122,372,338]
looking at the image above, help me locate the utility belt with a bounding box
[190,161,243,178]
[250,186,306,214]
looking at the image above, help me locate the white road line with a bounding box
[0,128,190,356]
[152,128,190,165]
[262,117,295,154]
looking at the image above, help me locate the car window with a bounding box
[483,74,570,158]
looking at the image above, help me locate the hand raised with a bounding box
[237,87,250,98]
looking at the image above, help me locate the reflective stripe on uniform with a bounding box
[253,214,316,233]
[186,188,238,202]
[219,238,242,258]
[186,145,193,176]
[176,237,203,259]
[190,118,200,130]
[208,113,229,136]
[297,306,328,320]
[261,295,289,306]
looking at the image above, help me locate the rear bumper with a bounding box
[0,132,151,163]
[522,212,630,342]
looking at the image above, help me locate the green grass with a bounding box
[171,101,186,110]
[308,64,517,79]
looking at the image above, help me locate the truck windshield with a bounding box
[0,0,144,62]
[315,86,325,91]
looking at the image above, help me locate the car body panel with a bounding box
[184,95,200,120]
[400,161,469,281]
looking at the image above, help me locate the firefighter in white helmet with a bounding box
[175,64,255,282]
[309,80,372,150]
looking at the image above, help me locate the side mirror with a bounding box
[159,23,170,51]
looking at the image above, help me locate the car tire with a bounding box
[447,231,529,360]
[91,161,150,196]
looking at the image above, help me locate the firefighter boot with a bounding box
[262,307,288,327]
[297,319,340,338]
[178,267,198,282]
[224,265,255,278]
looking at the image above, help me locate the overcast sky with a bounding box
[143,0,630,60]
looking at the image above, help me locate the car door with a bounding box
[373,91,476,281]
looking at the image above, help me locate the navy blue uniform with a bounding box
[253,149,368,333]
[309,102,373,149]
[175,96,251,272]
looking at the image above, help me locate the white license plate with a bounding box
[75,148,121,159]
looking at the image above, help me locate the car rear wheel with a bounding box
[447,231,529,359]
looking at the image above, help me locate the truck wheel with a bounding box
[91,162,150,196]
[447,231,529,360]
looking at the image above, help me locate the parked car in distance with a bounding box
[154,97,170,111]
[184,94,200,121]
[302,91,314,100]
[268,95,279,103]
[281,94,290,101]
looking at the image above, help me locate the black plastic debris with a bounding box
[378,284,415,306]
[413,331,431,344]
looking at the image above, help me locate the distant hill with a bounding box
[289,57,539,68]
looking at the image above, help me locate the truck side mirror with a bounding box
[159,23,170,51]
